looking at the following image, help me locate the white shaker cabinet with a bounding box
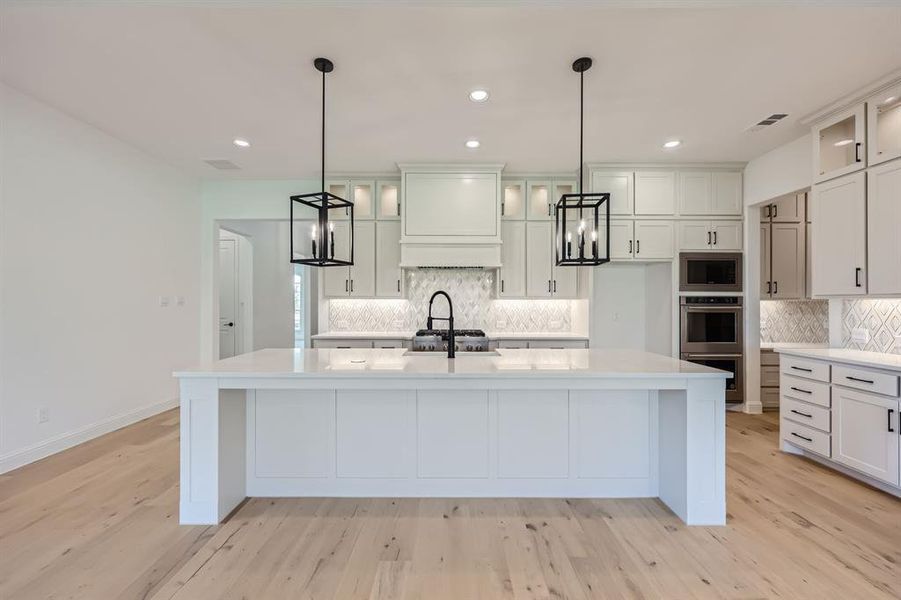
[812,105,866,184]
[501,180,526,220]
[591,170,633,215]
[375,221,402,297]
[527,181,553,220]
[633,221,674,259]
[609,220,635,260]
[867,160,901,296]
[525,221,580,297]
[634,171,675,215]
[810,172,867,296]
[322,221,376,297]
[711,172,743,215]
[678,172,711,216]
[866,83,901,167]
[679,172,742,216]
[761,191,805,223]
[833,387,899,486]
[376,180,401,220]
[499,221,526,297]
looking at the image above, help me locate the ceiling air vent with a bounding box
[204,159,240,170]
[745,113,789,133]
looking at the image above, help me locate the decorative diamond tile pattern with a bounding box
[759,300,828,344]
[328,268,572,332]
[842,299,901,354]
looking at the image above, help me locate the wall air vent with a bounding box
[744,113,789,133]
[204,159,240,170]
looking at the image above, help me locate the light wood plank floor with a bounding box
[1,410,898,599]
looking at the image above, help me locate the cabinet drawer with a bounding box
[781,419,831,458]
[497,340,529,349]
[832,364,900,397]
[760,350,780,366]
[780,374,831,408]
[372,340,410,349]
[761,388,780,410]
[780,356,830,382]
[527,340,588,349]
[781,397,831,432]
[761,365,780,387]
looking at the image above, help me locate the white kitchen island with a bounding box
[174,348,728,526]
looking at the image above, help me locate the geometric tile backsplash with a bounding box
[759,299,829,344]
[841,298,901,354]
[328,268,573,333]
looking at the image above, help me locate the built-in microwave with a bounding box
[679,252,743,293]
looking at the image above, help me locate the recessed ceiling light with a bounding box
[469,89,489,103]
[233,138,250,148]
[465,139,481,149]
[834,138,854,147]
[663,140,682,149]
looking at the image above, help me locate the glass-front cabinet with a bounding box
[501,180,525,220]
[326,180,374,220]
[867,83,901,167]
[376,180,401,219]
[812,105,866,183]
[527,180,552,220]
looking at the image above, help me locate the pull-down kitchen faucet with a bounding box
[426,290,455,359]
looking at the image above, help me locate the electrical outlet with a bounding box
[851,328,870,344]
[37,408,48,423]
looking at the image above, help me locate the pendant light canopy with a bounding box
[555,57,610,267]
[290,57,354,268]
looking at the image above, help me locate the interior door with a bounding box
[526,221,553,297]
[218,239,237,359]
[770,223,804,299]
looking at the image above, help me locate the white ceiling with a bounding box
[2,2,901,179]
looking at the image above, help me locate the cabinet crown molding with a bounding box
[801,70,901,126]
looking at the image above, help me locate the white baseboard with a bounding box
[0,397,179,474]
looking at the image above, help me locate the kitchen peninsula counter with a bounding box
[175,348,728,526]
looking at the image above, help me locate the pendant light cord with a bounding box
[321,68,326,195]
[579,68,584,194]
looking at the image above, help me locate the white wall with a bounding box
[590,263,672,354]
[221,221,295,350]
[0,84,201,471]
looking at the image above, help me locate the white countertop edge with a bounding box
[175,370,729,380]
[311,331,589,341]
[775,347,901,371]
[760,342,829,350]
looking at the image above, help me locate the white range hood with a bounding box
[398,163,505,268]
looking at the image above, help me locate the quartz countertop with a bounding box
[760,342,829,351]
[311,331,588,341]
[775,347,901,371]
[484,331,588,340]
[175,348,730,379]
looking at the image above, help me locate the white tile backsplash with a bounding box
[841,298,901,354]
[759,299,829,344]
[328,269,573,333]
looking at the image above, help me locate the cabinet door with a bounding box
[711,172,743,215]
[609,220,634,260]
[678,172,711,215]
[811,172,867,296]
[867,160,901,295]
[552,263,579,298]
[761,224,772,297]
[866,83,901,167]
[710,221,742,250]
[325,181,350,221]
[322,221,351,297]
[633,221,674,259]
[500,221,526,297]
[770,223,804,299]
[527,181,553,220]
[813,104,866,184]
[634,171,675,215]
[349,221,376,297]
[501,180,526,220]
[376,180,401,220]
[350,181,375,220]
[375,221,402,297]
[526,222,553,297]
[678,221,712,251]
[591,170,633,215]
[770,192,804,222]
[834,388,899,486]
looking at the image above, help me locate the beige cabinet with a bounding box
[634,171,675,215]
[813,104,866,184]
[866,83,901,167]
[761,192,805,223]
[867,160,901,295]
[375,221,402,297]
[811,172,867,296]
[499,221,526,297]
[591,170,633,215]
[769,223,805,299]
[760,224,771,297]
[501,180,526,220]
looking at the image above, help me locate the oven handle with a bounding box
[683,307,742,313]
[682,354,742,359]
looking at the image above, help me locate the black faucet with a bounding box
[427,290,455,359]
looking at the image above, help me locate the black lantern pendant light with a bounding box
[555,57,610,267]
[290,57,354,268]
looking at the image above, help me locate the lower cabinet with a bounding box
[833,387,900,486]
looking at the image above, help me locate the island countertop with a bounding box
[174,348,731,379]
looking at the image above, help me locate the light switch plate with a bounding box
[851,328,870,344]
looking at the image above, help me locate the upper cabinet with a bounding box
[813,104,866,184]
[527,180,553,220]
[501,180,526,220]
[679,171,742,216]
[810,172,867,296]
[591,170,633,215]
[867,83,901,167]
[867,160,901,295]
[761,192,805,223]
[711,172,743,215]
[326,180,375,220]
[376,180,401,220]
[634,171,676,215]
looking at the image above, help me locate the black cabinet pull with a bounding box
[501,201,505,216]
[773,204,778,218]
[888,409,895,433]
[397,279,401,293]
[707,231,711,245]
[855,267,862,287]
[773,281,778,294]
[713,231,718,245]
[548,280,552,293]
[636,239,640,254]
[547,203,552,216]
[791,432,813,443]
[629,239,633,254]
[345,279,349,293]
[553,280,557,293]
[767,281,772,295]
[791,365,812,373]
[766,205,772,219]
[846,376,874,385]
[350,279,354,293]
[791,409,813,418]
[855,142,862,163]
[501,279,505,293]
[790,386,812,394]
